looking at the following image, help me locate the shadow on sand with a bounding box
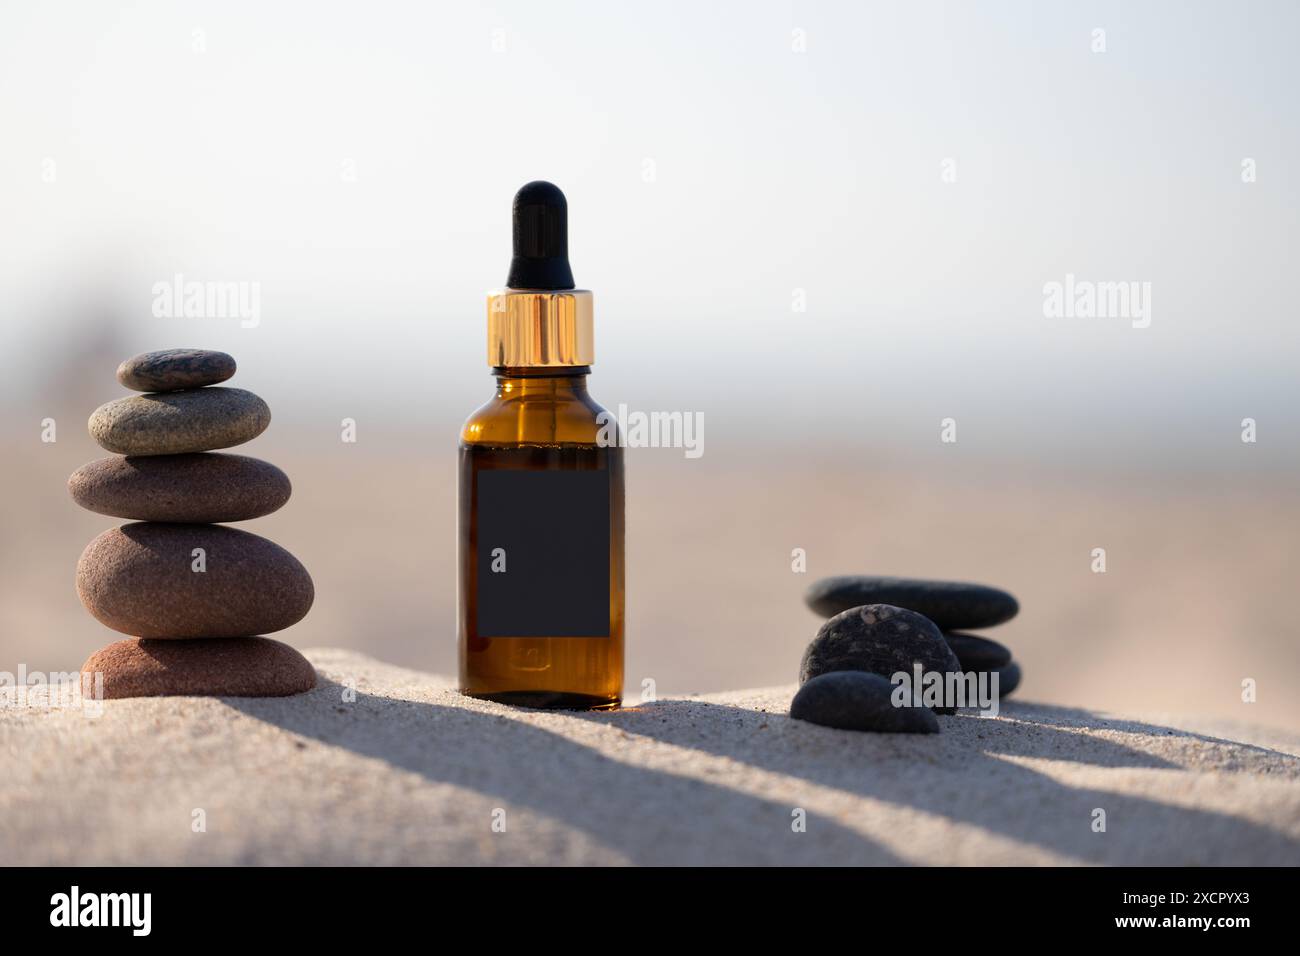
[226,677,903,865]
[227,679,1300,865]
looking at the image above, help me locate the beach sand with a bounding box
[3,649,1298,866]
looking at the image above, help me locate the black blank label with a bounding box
[476,469,610,637]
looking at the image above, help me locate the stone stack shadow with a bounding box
[69,349,316,698]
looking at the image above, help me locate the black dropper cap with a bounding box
[507,181,575,290]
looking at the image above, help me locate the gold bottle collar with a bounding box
[486,289,594,367]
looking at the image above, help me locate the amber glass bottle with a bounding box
[457,182,625,709]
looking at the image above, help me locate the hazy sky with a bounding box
[2,0,1296,468]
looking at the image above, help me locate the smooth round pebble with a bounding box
[805,575,1019,630]
[790,671,939,734]
[82,637,316,698]
[800,604,963,713]
[88,387,270,456]
[69,453,291,523]
[76,523,313,638]
[116,349,236,392]
[800,604,960,683]
[944,632,1013,670]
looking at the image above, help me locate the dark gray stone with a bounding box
[799,604,962,713]
[805,576,1019,630]
[117,349,236,392]
[944,632,1013,670]
[790,671,939,734]
[995,661,1022,698]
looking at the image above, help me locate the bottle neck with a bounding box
[492,366,590,398]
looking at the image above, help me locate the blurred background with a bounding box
[2,0,1297,728]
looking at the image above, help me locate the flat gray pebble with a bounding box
[89,387,270,456]
[116,349,236,392]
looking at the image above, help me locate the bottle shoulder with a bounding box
[460,385,612,446]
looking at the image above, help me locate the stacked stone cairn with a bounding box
[70,349,316,698]
[792,576,1021,734]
